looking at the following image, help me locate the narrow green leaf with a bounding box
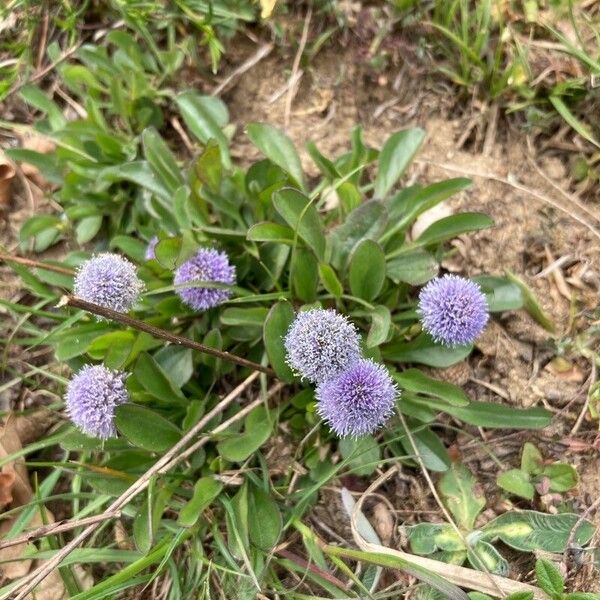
[506,272,555,332]
[272,188,326,261]
[319,263,344,298]
[142,127,183,194]
[247,123,305,190]
[178,477,223,527]
[133,352,185,402]
[176,92,231,168]
[366,305,392,348]
[248,485,282,551]
[374,129,426,198]
[394,369,470,407]
[413,212,494,247]
[349,239,386,301]
[263,301,296,382]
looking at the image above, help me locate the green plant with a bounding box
[405,463,595,576]
[497,442,579,501]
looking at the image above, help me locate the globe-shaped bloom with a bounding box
[417,274,489,346]
[284,309,362,384]
[145,236,159,260]
[74,253,144,314]
[316,359,398,438]
[174,248,236,311]
[65,365,129,440]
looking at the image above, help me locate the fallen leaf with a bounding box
[0,152,16,207]
[260,0,278,18]
[372,502,394,546]
[14,409,60,445]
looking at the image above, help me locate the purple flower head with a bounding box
[65,365,129,440]
[145,236,159,260]
[316,359,397,438]
[417,274,489,346]
[284,309,362,384]
[74,253,144,314]
[174,248,236,311]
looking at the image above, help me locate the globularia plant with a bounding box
[6,108,591,599]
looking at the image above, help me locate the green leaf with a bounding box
[349,239,386,301]
[20,84,67,130]
[248,485,282,551]
[407,523,464,555]
[366,305,392,348]
[506,272,555,333]
[178,477,223,527]
[468,541,508,576]
[497,469,535,500]
[549,96,600,149]
[263,301,296,382]
[153,346,194,388]
[444,401,552,429]
[387,249,438,285]
[383,334,472,368]
[413,212,494,247]
[394,369,469,407]
[505,593,534,600]
[142,127,183,194]
[292,247,318,303]
[521,443,544,475]
[176,92,231,168]
[133,486,172,553]
[400,424,450,472]
[247,123,305,190]
[306,141,340,180]
[473,276,523,312]
[535,558,564,597]
[217,406,272,462]
[247,222,294,244]
[330,201,388,270]
[339,436,381,476]
[133,352,185,403]
[439,463,485,530]
[99,161,170,201]
[482,511,596,552]
[374,128,426,198]
[272,188,326,261]
[154,237,182,270]
[110,236,147,263]
[194,141,223,193]
[115,404,181,452]
[543,464,578,492]
[75,215,103,245]
[318,263,343,298]
[384,178,472,238]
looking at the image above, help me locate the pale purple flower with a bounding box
[174,248,236,310]
[65,365,129,439]
[316,359,397,438]
[417,274,489,346]
[145,236,159,260]
[284,309,362,384]
[74,253,144,313]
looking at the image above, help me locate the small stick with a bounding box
[12,372,263,599]
[211,44,273,97]
[0,512,121,551]
[63,295,275,376]
[284,8,311,129]
[0,254,75,276]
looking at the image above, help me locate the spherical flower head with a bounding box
[174,248,236,311]
[417,274,489,346]
[74,253,144,314]
[65,365,129,440]
[284,309,362,384]
[145,236,159,260]
[316,359,397,438]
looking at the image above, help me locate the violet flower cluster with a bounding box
[65,365,129,440]
[174,248,236,310]
[417,274,489,346]
[74,253,144,314]
[285,308,397,438]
